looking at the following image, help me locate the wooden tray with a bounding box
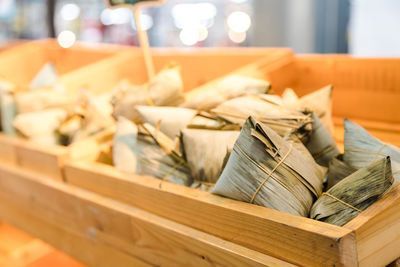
[0,45,290,181]
[63,53,400,266]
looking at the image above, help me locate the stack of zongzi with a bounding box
[103,67,397,227]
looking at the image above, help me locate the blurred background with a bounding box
[0,0,399,56]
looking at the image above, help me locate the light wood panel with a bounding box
[0,162,293,267]
[64,161,357,266]
[0,39,117,88]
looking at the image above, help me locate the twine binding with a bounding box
[250,145,293,203]
[322,192,362,213]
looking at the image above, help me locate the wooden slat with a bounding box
[0,40,116,88]
[64,161,357,267]
[0,196,149,267]
[266,55,400,124]
[343,185,400,267]
[14,141,68,182]
[0,134,18,165]
[0,162,293,267]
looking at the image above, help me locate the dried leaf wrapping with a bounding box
[182,74,270,111]
[211,95,313,140]
[137,106,197,139]
[113,116,138,174]
[29,62,59,90]
[181,128,239,184]
[305,113,340,167]
[311,157,393,226]
[212,117,325,217]
[282,85,335,135]
[13,108,68,145]
[0,79,17,135]
[112,65,184,121]
[326,154,357,190]
[113,117,192,186]
[343,119,400,181]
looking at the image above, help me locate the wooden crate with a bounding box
[0,45,289,181]
[62,52,400,266]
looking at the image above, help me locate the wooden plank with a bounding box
[344,185,400,266]
[0,162,294,267]
[267,56,400,124]
[0,134,18,165]
[64,161,357,267]
[332,89,400,124]
[0,39,118,89]
[0,194,149,267]
[15,141,68,182]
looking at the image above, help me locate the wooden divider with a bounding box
[0,39,117,87]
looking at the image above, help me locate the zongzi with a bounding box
[211,95,313,140]
[29,62,59,90]
[113,116,138,174]
[112,118,192,186]
[181,128,239,185]
[112,64,185,121]
[282,85,335,136]
[305,113,340,167]
[15,89,75,114]
[311,157,393,226]
[136,106,228,139]
[0,79,17,135]
[182,74,270,111]
[343,119,400,181]
[212,117,325,217]
[13,108,68,145]
[326,154,357,190]
[136,106,197,139]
